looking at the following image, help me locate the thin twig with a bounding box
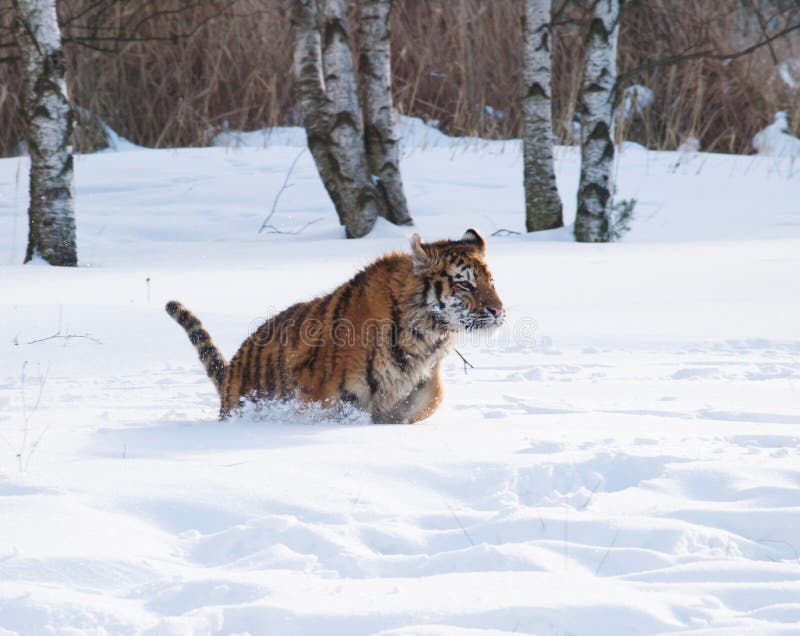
[579,477,603,510]
[595,528,620,576]
[261,217,323,236]
[27,333,102,345]
[259,147,307,234]
[454,348,474,375]
[615,21,800,87]
[447,503,475,547]
[25,305,102,346]
[491,229,521,237]
[18,361,50,472]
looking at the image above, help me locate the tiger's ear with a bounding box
[462,228,486,254]
[410,233,433,273]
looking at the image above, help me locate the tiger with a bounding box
[166,229,505,423]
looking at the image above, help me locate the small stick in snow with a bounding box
[491,229,521,237]
[595,528,620,576]
[259,147,310,234]
[26,307,101,346]
[27,332,102,345]
[454,348,474,375]
[447,504,475,547]
[579,477,603,510]
[18,360,50,472]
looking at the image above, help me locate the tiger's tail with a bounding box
[165,300,227,394]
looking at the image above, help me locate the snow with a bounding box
[617,84,654,120]
[778,60,799,89]
[752,111,800,158]
[1,120,799,634]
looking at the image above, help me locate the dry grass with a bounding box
[0,0,798,157]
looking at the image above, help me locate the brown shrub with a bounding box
[0,0,797,157]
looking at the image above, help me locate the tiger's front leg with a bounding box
[375,364,444,424]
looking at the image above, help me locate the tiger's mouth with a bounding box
[463,309,506,331]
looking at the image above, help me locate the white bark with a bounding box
[292,0,392,238]
[358,0,412,226]
[15,0,77,265]
[574,0,621,243]
[523,0,563,232]
[291,0,343,214]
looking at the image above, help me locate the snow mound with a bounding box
[618,84,654,119]
[752,111,800,158]
[777,59,799,88]
[209,116,498,152]
[212,125,307,148]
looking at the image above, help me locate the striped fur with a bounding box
[166,229,504,423]
[165,300,227,393]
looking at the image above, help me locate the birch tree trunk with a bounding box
[357,0,412,226]
[292,0,394,238]
[291,0,346,221]
[574,0,621,243]
[523,0,563,232]
[14,0,77,265]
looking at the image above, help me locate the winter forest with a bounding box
[1,0,799,634]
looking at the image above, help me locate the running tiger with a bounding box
[166,229,505,422]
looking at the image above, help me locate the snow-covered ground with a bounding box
[1,122,799,635]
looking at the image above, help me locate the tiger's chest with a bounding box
[369,334,454,410]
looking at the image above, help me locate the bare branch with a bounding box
[617,21,800,86]
[454,348,474,375]
[25,306,102,345]
[259,147,307,233]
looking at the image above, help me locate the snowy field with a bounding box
[1,122,799,635]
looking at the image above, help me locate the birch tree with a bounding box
[14,0,77,265]
[523,0,563,232]
[291,0,412,238]
[357,0,411,226]
[574,0,622,243]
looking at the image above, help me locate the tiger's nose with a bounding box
[486,306,503,318]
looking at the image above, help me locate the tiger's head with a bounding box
[411,229,505,332]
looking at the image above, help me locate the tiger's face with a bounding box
[411,229,505,332]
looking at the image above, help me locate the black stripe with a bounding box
[322,287,353,386]
[241,339,258,395]
[198,344,215,363]
[263,351,276,396]
[338,369,349,400]
[434,279,444,309]
[420,277,430,307]
[335,284,354,318]
[365,348,379,396]
[254,322,274,394]
[190,328,209,345]
[277,344,288,398]
[350,270,367,287]
[291,303,313,347]
[390,298,407,370]
[301,339,322,373]
[211,358,225,387]
[382,259,398,276]
[296,292,336,374]
[314,293,336,329]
